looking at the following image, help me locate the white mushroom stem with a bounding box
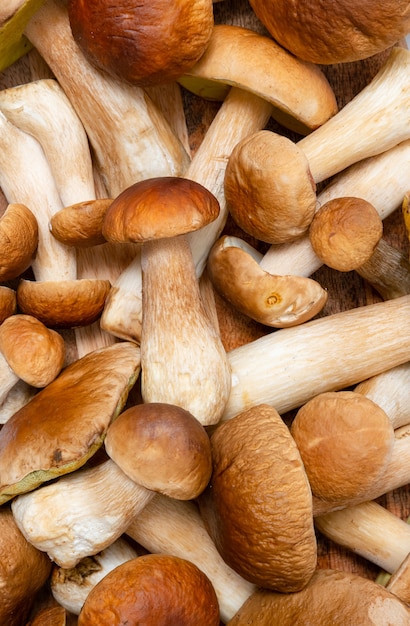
[101,87,272,341]
[386,551,410,604]
[223,295,410,420]
[126,495,256,624]
[260,139,410,277]
[24,0,190,197]
[0,352,20,404]
[11,458,153,569]
[0,379,36,425]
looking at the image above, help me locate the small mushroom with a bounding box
[77,554,220,625]
[199,403,317,592]
[0,286,17,324]
[0,202,38,281]
[49,198,113,247]
[207,235,327,327]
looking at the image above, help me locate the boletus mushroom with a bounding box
[199,403,317,592]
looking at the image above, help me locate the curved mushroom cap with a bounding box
[0,203,38,281]
[225,131,317,244]
[199,403,317,592]
[28,605,68,626]
[77,554,220,625]
[105,402,212,500]
[309,197,383,271]
[0,286,17,324]
[207,236,327,327]
[50,198,113,247]
[68,0,214,87]
[0,507,52,626]
[102,176,220,243]
[0,314,65,387]
[248,0,410,65]
[16,277,111,328]
[290,391,395,502]
[179,24,338,133]
[227,568,410,625]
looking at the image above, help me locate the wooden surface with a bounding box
[1,0,410,621]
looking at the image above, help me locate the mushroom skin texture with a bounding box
[105,402,212,500]
[68,0,214,87]
[199,403,317,592]
[248,0,410,64]
[308,196,383,271]
[77,554,220,625]
[226,568,410,625]
[290,391,395,502]
[49,198,113,247]
[0,203,38,280]
[0,286,17,324]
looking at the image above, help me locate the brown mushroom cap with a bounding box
[248,0,410,64]
[102,176,220,243]
[77,554,220,625]
[0,286,17,324]
[16,277,111,328]
[105,402,212,499]
[225,130,317,244]
[226,568,410,625]
[28,604,68,626]
[290,391,395,502]
[0,203,38,281]
[309,197,383,271]
[199,403,317,592]
[0,314,65,387]
[68,0,214,87]
[0,507,52,626]
[49,198,113,247]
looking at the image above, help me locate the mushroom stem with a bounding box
[355,238,410,300]
[0,352,19,404]
[223,295,410,420]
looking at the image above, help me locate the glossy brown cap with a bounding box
[0,314,65,387]
[199,404,317,592]
[16,277,111,328]
[0,203,38,281]
[105,402,212,499]
[78,554,220,625]
[102,176,220,243]
[290,390,395,502]
[68,0,214,86]
[50,198,113,247]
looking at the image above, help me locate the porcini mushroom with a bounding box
[0,202,38,281]
[0,286,16,324]
[50,198,113,248]
[199,403,317,592]
[102,176,231,426]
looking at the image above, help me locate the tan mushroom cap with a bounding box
[77,554,220,626]
[207,236,327,327]
[0,507,52,626]
[0,341,141,504]
[105,402,212,500]
[49,198,113,247]
[0,203,38,281]
[0,286,16,324]
[248,0,410,65]
[309,197,383,271]
[102,176,220,243]
[199,403,317,592]
[179,24,338,133]
[226,568,410,625]
[290,391,395,502]
[68,0,214,87]
[28,605,68,626]
[0,314,65,388]
[16,277,111,328]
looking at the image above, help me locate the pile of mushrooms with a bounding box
[0,0,410,623]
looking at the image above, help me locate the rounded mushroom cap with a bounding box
[248,0,410,64]
[199,403,317,592]
[0,286,17,324]
[225,130,317,244]
[77,554,220,626]
[290,391,395,502]
[0,314,65,387]
[102,176,220,243]
[28,605,68,626]
[309,197,383,271]
[227,568,410,625]
[68,0,214,86]
[50,198,113,247]
[16,278,111,328]
[105,402,212,500]
[0,203,38,281]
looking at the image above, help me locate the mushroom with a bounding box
[0,202,38,281]
[248,0,410,64]
[207,234,327,328]
[102,176,231,426]
[0,341,141,504]
[0,0,43,71]
[50,198,113,248]
[0,505,52,626]
[199,403,317,592]
[77,554,220,625]
[68,0,215,87]
[0,286,17,324]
